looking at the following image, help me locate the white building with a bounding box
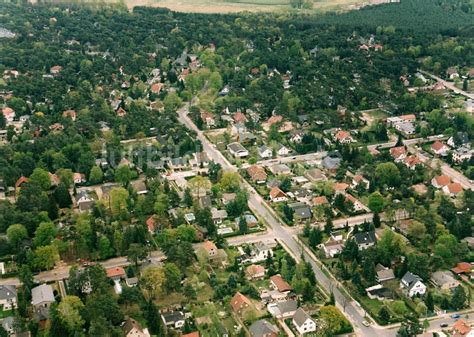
[227,142,249,158]
[293,308,317,335]
[400,272,426,297]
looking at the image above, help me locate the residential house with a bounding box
[249,319,279,337]
[132,180,148,195]
[106,267,126,280]
[334,182,349,195]
[293,308,317,335]
[161,311,186,329]
[366,284,394,301]
[268,164,292,176]
[293,188,312,204]
[227,142,249,158]
[190,152,209,168]
[50,65,62,74]
[375,264,395,282]
[451,262,472,276]
[452,147,472,163]
[246,265,265,280]
[62,109,77,121]
[443,182,463,197]
[267,300,297,318]
[323,240,344,258]
[202,241,218,258]
[446,67,459,79]
[73,172,86,185]
[400,272,426,297]
[75,190,95,212]
[353,231,377,250]
[345,194,365,212]
[233,111,247,124]
[431,175,450,189]
[211,208,228,225]
[236,213,259,229]
[269,187,287,203]
[200,112,215,127]
[334,130,354,144]
[276,144,290,156]
[125,277,138,287]
[289,131,304,143]
[2,107,15,123]
[146,216,156,234]
[395,121,415,136]
[251,241,273,262]
[31,284,55,320]
[431,141,449,156]
[122,317,151,337]
[452,319,472,336]
[404,155,422,170]
[222,192,236,205]
[289,202,312,222]
[312,196,330,208]
[322,156,341,172]
[390,146,407,162]
[447,132,469,148]
[258,146,273,159]
[230,292,251,315]
[352,174,370,190]
[0,285,17,310]
[270,275,293,294]
[247,165,267,184]
[182,332,200,337]
[431,271,460,291]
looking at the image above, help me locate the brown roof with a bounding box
[400,114,416,121]
[267,115,283,126]
[269,187,286,199]
[233,111,247,123]
[150,82,163,94]
[202,240,217,253]
[247,165,267,181]
[122,317,145,335]
[270,274,292,293]
[453,319,471,335]
[246,264,265,277]
[334,182,349,191]
[106,267,125,278]
[431,140,446,151]
[452,262,472,275]
[312,196,329,206]
[433,175,450,187]
[146,216,156,232]
[230,292,251,312]
[390,146,406,159]
[63,109,76,119]
[116,107,126,117]
[404,155,422,168]
[2,107,15,117]
[15,176,28,188]
[446,182,463,194]
[335,130,351,141]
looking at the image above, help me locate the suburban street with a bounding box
[177,104,474,335]
[419,70,474,99]
[177,105,393,336]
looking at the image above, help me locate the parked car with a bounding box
[451,314,461,319]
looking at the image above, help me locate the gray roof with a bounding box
[276,300,298,314]
[31,284,54,306]
[249,319,279,337]
[431,271,458,287]
[377,268,395,281]
[227,142,247,153]
[289,202,312,219]
[161,311,185,324]
[293,307,313,327]
[322,156,341,170]
[0,285,16,300]
[401,271,422,288]
[353,231,376,245]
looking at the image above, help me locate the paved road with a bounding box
[367,134,448,151]
[246,152,328,168]
[411,147,473,190]
[177,105,391,336]
[419,70,474,99]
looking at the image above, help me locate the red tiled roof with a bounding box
[106,267,125,278]
[453,319,471,335]
[15,176,28,188]
[270,274,293,293]
[246,264,265,277]
[400,114,416,121]
[182,332,200,337]
[334,182,349,191]
[433,175,450,187]
[269,187,286,199]
[390,146,406,159]
[230,292,251,312]
[431,140,446,151]
[452,262,472,275]
[267,115,283,126]
[335,130,351,140]
[446,182,463,194]
[2,107,15,117]
[146,216,156,232]
[233,111,247,123]
[313,196,329,206]
[202,240,217,253]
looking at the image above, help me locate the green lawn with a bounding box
[0,309,13,319]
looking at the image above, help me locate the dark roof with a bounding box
[0,285,16,300]
[353,231,376,245]
[249,319,278,337]
[161,311,185,324]
[289,202,312,219]
[322,156,341,170]
[293,307,313,327]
